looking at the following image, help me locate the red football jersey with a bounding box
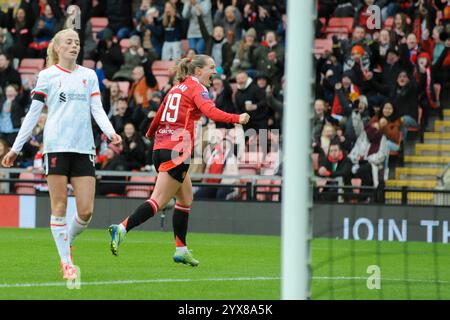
[146,76,240,154]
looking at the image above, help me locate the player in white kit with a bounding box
[1,28,122,280]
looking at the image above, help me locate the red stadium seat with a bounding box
[82,59,96,69]
[256,179,272,201]
[18,58,45,74]
[152,60,177,76]
[326,17,354,33]
[155,75,170,90]
[15,172,36,195]
[325,27,350,39]
[271,179,281,201]
[314,39,333,57]
[90,17,108,33]
[126,176,156,198]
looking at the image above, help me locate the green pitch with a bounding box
[0,228,449,300]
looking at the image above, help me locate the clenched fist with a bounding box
[239,113,250,124]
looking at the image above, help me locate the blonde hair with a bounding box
[175,55,210,83]
[46,28,79,67]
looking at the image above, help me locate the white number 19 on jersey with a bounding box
[161,93,181,123]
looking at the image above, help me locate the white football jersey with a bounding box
[30,64,115,155]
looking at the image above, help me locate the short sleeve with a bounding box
[31,71,49,102]
[89,70,101,98]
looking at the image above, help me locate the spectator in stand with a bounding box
[105,0,133,41]
[334,25,371,59]
[0,28,11,56]
[345,95,371,148]
[230,27,257,79]
[390,70,419,142]
[251,30,284,92]
[26,113,47,160]
[113,35,157,82]
[332,0,355,17]
[197,7,233,74]
[194,135,239,200]
[110,98,132,134]
[265,79,284,130]
[210,74,236,129]
[91,28,124,80]
[313,123,337,158]
[241,2,278,42]
[0,54,20,95]
[29,4,62,58]
[120,122,147,170]
[372,101,402,178]
[161,0,184,60]
[127,48,157,119]
[415,51,436,128]
[214,1,242,43]
[398,32,422,75]
[183,0,213,54]
[102,82,126,118]
[136,6,164,58]
[348,120,388,189]
[316,138,352,201]
[331,72,360,125]
[276,12,286,48]
[235,70,268,131]
[137,91,162,134]
[312,99,338,141]
[0,84,28,147]
[7,6,34,60]
[391,13,411,45]
[96,143,128,196]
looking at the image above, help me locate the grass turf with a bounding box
[0,228,449,299]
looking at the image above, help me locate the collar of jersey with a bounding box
[55,64,78,73]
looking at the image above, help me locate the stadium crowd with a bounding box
[0,0,286,198]
[314,0,450,201]
[0,0,448,201]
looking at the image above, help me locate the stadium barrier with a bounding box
[1,192,450,243]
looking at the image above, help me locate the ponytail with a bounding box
[175,57,191,83]
[175,54,211,83]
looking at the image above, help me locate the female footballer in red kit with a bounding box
[109,54,250,266]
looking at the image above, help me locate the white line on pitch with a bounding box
[0,276,280,288]
[1,275,448,289]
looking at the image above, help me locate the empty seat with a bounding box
[256,179,272,201]
[18,58,45,74]
[271,179,281,201]
[90,17,108,33]
[326,17,354,33]
[152,60,177,76]
[15,172,36,195]
[126,176,156,198]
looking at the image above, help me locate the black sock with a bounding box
[173,204,191,247]
[123,199,159,232]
